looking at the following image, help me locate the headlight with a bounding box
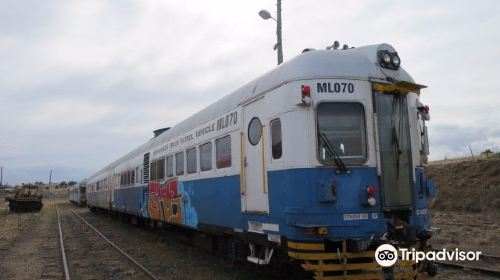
[391,54,401,67]
[378,50,401,70]
[382,52,391,64]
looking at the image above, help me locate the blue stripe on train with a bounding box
[107,167,431,241]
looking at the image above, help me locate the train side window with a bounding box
[187,147,197,174]
[270,118,282,159]
[150,160,158,181]
[157,157,165,180]
[175,151,185,176]
[216,135,231,169]
[166,155,174,177]
[131,170,135,184]
[200,142,213,171]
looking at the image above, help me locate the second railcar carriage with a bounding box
[87,43,436,279]
[69,180,87,206]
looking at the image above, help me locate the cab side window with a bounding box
[270,119,282,159]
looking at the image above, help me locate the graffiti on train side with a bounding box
[144,179,198,228]
[148,180,183,224]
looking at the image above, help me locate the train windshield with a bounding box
[317,102,367,165]
[375,93,413,209]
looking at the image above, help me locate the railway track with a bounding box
[55,204,160,280]
[0,213,10,223]
[435,253,500,278]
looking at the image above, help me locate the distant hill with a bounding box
[427,157,500,212]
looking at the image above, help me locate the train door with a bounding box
[375,92,414,210]
[242,97,269,213]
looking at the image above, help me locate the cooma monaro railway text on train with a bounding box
[85,43,437,279]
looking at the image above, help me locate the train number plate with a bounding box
[343,213,369,220]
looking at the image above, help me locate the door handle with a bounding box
[244,156,248,167]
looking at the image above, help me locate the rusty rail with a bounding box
[70,209,159,280]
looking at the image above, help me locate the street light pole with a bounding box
[259,0,284,65]
[276,0,283,65]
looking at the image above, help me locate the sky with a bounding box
[1,0,499,185]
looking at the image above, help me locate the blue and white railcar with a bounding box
[87,43,436,279]
[69,180,87,206]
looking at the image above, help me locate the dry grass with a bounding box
[427,158,500,213]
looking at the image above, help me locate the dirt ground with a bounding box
[0,203,64,279]
[430,211,500,256]
[0,200,280,280]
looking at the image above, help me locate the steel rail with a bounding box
[435,260,500,277]
[434,248,500,262]
[70,210,160,280]
[480,253,500,261]
[56,206,71,280]
[0,213,10,222]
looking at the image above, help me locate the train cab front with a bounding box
[282,44,437,279]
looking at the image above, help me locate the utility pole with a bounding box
[0,166,3,187]
[49,169,52,194]
[276,0,283,65]
[259,0,284,65]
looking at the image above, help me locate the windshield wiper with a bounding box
[391,96,403,179]
[319,133,349,174]
[391,126,401,178]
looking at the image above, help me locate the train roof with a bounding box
[88,43,416,180]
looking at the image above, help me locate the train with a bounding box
[69,180,87,206]
[86,43,437,279]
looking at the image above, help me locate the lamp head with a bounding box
[259,10,272,20]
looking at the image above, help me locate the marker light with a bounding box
[366,185,376,207]
[367,197,376,207]
[367,185,376,197]
[301,85,311,105]
[302,85,311,96]
[424,105,430,113]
